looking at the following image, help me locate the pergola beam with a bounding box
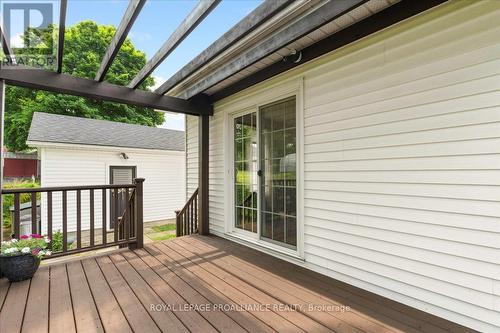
[0,67,212,116]
[180,0,365,99]
[95,0,146,81]
[0,26,15,65]
[155,0,293,95]
[56,0,68,73]
[128,0,221,89]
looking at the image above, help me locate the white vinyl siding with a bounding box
[39,146,185,233]
[185,1,500,331]
[186,115,198,200]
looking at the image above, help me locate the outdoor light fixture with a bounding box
[120,152,129,160]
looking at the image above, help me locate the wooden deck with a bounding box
[0,235,475,333]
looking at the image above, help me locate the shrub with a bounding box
[2,180,40,229]
[51,230,63,252]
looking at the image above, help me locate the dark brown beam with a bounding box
[0,67,212,115]
[56,0,68,73]
[181,0,366,99]
[128,0,221,89]
[95,0,146,81]
[198,114,209,235]
[0,27,15,65]
[209,0,447,102]
[155,0,294,95]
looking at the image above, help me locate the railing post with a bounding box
[133,178,145,249]
[13,193,20,238]
[175,210,181,237]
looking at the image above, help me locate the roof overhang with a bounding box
[165,0,448,103]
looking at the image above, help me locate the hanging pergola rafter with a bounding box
[95,0,146,82]
[127,0,221,89]
[0,26,15,65]
[56,0,68,73]
[155,0,293,95]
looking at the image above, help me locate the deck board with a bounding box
[122,250,242,333]
[0,279,30,333]
[175,237,388,333]
[154,241,305,333]
[66,261,104,333]
[22,267,49,333]
[80,258,132,333]
[162,240,335,333]
[49,264,76,333]
[0,235,476,333]
[0,278,9,308]
[95,256,161,333]
[195,235,460,333]
[137,247,276,333]
[108,253,193,333]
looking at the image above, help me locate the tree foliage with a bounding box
[5,21,164,151]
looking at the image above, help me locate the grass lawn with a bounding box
[145,223,176,242]
[149,233,176,242]
[151,224,176,232]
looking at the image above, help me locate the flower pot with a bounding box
[0,254,40,282]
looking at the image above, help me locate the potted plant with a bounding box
[0,234,51,282]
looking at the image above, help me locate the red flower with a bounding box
[32,249,40,255]
[30,234,42,239]
[20,235,29,239]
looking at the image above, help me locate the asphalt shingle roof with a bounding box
[27,112,185,151]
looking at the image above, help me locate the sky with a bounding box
[7,0,262,130]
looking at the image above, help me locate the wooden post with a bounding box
[47,192,52,248]
[198,114,209,235]
[62,190,68,252]
[31,192,37,234]
[133,178,144,249]
[13,193,20,238]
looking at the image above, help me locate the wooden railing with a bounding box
[175,188,198,237]
[1,178,144,258]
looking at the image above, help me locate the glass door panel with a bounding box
[234,112,258,233]
[260,97,297,247]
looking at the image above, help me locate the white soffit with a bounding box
[178,0,399,97]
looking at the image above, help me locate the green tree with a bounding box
[5,21,164,152]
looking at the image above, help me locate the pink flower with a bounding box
[31,249,40,255]
[30,234,42,239]
[20,235,29,239]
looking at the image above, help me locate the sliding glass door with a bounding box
[233,97,297,249]
[234,112,258,233]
